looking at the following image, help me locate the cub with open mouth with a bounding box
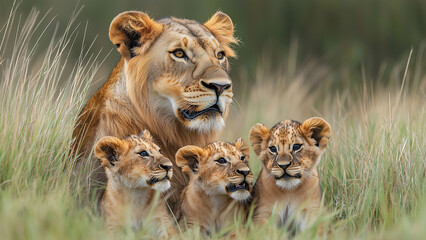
[249,118,331,231]
[175,138,253,235]
[94,130,176,237]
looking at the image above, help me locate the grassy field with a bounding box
[1,7,425,240]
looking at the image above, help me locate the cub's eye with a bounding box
[217,51,225,60]
[269,146,277,153]
[292,144,302,151]
[139,151,149,157]
[171,49,187,59]
[240,156,246,161]
[216,158,227,164]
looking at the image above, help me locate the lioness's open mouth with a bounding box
[275,172,302,180]
[226,181,250,192]
[180,104,222,120]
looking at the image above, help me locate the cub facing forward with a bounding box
[94,131,176,237]
[175,139,253,235]
[249,118,331,230]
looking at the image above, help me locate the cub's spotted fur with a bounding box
[94,131,176,237]
[175,139,253,236]
[250,118,331,231]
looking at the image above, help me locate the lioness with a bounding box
[94,131,176,237]
[175,139,253,236]
[249,118,331,231]
[72,11,238,207]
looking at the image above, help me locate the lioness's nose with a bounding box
[201,81,231,96]
[236,169,250,177]
[160,164,172,172]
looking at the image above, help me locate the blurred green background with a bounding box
[2,0,426,86]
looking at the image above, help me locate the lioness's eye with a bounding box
[292,144,302,151]
[240,156,246,161]
[139,151,149,157]
[216,158,227,164]
[172,49,186,59]
[217,51,225,60]
[269,146,277,153]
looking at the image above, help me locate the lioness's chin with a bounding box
[230,190,251,201]
[152,180,171,192]
[276,178,301,189]
[185,115,225,133]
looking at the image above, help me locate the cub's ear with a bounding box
[249,123,270,156]
[235,138,249,159]
[204,11,238,58]
[140,129,153,141]
[301,117,331,150]
[109,11,162,59]
[175,146,204,176]
[94,136,125,168]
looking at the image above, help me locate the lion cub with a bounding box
[94,130,176,237]
[175,138,254,236]
[249,117,331,231]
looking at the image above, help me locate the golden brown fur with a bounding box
[175,139,253,236]
[249,118,331,231]
[72,11,238,208]
[94,131,176,237]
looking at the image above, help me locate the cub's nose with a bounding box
[236,169,250,177]
[201,81,231,97]
[160,164,172,172]
[278,163,291,170]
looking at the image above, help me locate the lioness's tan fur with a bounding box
[72,11,238,208]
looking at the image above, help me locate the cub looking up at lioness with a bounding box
[249,118,331,231]
[175,139,253,236]
[94,131,176,237]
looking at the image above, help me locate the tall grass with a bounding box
[1,5,425,240]
[0,5,104,239]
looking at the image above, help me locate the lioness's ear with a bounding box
[175,146,204,176]
[249,123,270,156]
[94,136,124,168]
[109,11,163,59]
[235,138,249,159]
[301,117,331,150]
[204,11,238,58]
[140,129,153,141]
